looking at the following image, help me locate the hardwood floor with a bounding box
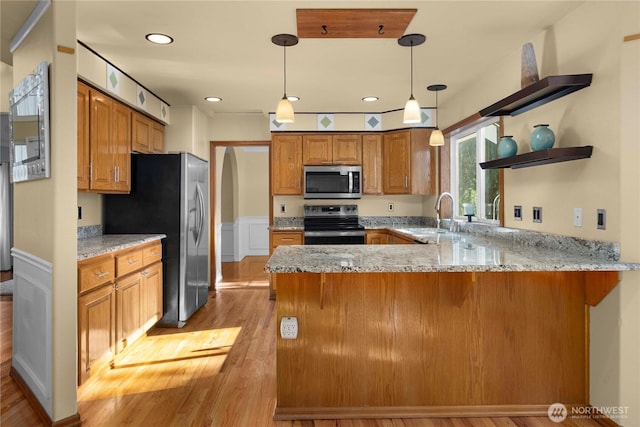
[218,256,270,289]
[0,264,616,426]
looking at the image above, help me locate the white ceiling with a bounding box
[3,1,583,118]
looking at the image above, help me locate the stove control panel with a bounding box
[304,204,358,217]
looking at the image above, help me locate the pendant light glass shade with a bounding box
[403,96,422,124]
[276,96,295,123]
[272,34,299,124]
[399,34,426,125]
[429,129,444,146]
[427,84,447,146]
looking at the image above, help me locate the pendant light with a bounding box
[427,84,447,146]
[272,34,299,123]
[398,34,426,124]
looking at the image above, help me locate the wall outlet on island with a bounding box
[280,317,298,339]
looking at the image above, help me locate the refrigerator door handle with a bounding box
[194,183,205,248]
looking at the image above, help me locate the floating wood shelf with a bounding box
[479,74,593,117]
[479,146,593,169]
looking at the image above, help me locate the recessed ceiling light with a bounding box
[362,96,379,102]
[204,97,222,102]
[145,33,174,45]
[287,96,300,102]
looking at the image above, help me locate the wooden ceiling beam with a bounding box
[296,9,417,39]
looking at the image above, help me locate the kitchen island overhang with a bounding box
[266,234,639,421]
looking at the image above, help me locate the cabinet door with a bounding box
[303,134,332,165]
[89,91,115,191]
[112,101,131,192]
[409,128,436,195]
[116,273,142,353]
[141,262,163,331]
[78,284,116,385]
[383,131,411,194]
[77,82,90,190]
[332,134,362,165]
[362,134,382,194]
[272,134,303,195]
[132,112,152,153]
[151,122,165,153]
[366,230,388,244]
[269,231,303,299]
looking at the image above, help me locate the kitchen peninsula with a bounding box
[266,229,639,420]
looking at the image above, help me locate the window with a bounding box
[450,117,500,222]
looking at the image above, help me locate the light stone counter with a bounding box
[78,234,166,261]
[266,229,640,273]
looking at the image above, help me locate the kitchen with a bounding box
[1,1,639,426]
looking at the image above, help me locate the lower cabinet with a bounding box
[365,230,388,245]
[78,241,163,385]
[269,231,303,299]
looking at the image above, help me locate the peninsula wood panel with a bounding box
[275,271,589,417]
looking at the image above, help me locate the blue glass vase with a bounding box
[530,124,555,151]
[498,136,518,158]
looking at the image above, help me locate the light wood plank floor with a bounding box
[218,256,270,290]
[0,269,615,426]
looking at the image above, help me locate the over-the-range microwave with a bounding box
[303,165,362,199]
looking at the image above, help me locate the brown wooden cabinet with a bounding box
[78,241,163,385]
[84,85,131,193]
[269,230,303,299]
[77,82,91,190]
[362,134,382,194]
[271,134,303,195]
[387,233,415,244]
[302,134,362,165]
[132,111,165,154]
[365,230,388,244]
[78,81,165,193]
[382,129,435,195]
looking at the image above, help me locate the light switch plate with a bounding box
[573,208,582,227]
[597,209,606,230]
[280,317,298,339]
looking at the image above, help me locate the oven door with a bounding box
[304,230,365,245]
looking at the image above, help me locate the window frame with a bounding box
[445,115,503,225]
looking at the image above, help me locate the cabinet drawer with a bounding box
[79,257,115,294]
[116,249,144,278]
[142,244,162,266]
[272,232,303,247]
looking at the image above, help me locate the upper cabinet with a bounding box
[303,134,362,165]
[479,74,593,117]
[78,81,165,193]
[132,111,165,154]
[382,129,435,195]
[362,134,383,194]
[272,134,303,195]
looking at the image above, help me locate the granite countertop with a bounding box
[266,227,640,273]
[78,234,166,261]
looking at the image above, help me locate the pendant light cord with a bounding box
[283,43,287,98]
[409,41,414,98]
[435,88,438,127]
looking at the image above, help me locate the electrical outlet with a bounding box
[533,206,542,223]
[514,205,522,221]
[573,208,583,227]
[280,317,298,339]
[388,202,395,212]
[597,209,606,230]
[280,204,286,213]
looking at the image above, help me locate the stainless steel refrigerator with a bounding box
[104,152,209,327]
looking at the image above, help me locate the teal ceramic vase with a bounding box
[530,124,555,151]
[498,135,518,158]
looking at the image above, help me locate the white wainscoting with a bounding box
[220,216,269,262]
[10,248,53,416]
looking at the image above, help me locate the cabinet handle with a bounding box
[95,271,109,278]
[115,166,120,183]
[128,259,139,265]
[140,270,148,276]
[151,252,159,257]
[281,238,294,242]
[89,162,93,181]
[405,176,408,188]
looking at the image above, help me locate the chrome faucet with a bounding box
[435,191,456,232]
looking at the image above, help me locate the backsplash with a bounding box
[77,225,102,239]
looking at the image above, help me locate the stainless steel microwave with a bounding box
[303,165,362,199]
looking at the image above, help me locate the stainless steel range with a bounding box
[303,204,365,245]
